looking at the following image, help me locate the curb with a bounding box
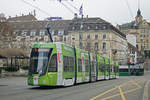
[143,80,150,100]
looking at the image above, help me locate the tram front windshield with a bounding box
[29,48,52,75]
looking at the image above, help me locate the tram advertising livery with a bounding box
[28,42,119,86]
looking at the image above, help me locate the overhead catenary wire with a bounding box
[21,0,51,16]
[58,1,75,14]
[123,0,134,19]
[66,0,79,12]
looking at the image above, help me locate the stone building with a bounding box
[68,17,128,64]
[0,14,129,64]
[118,9,150,57]
[8,15,72,54]
[0,21,13,48]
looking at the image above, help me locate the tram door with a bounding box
[91,54,97,82]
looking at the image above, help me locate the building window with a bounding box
[102,42,106,50]
[51,30,55,35]
[72,26,75,30]
[87,26,91,30]
[87,34,90,40]
[79,34,82,40]
[30,30,36,36]
[86,43,90,50]
[64,37,66,42]
[146,40,149,43]
[140,39,143,42]
[39,30,45,36]
[72,35,75,40]
[95,26,99,30]
[58,30,64,35]
[95,42,98,50]
[13,30,20,35]
[103,25,107,30]
[103,34,106,40]
[79,42,83,49]
[95,35,98,40]
[21,30,28,36]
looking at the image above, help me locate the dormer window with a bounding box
[95,25,99,29]
[72,26,75,30]
[58,30,64,35]
[103,26,107,29]
[87,26,91,30]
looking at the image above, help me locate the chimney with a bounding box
[33,10,36,16]
[74,13,78,19]
[86,15,88,19]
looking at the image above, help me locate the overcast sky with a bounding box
[0,0,150,25]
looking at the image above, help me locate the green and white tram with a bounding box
[28,42,119,86]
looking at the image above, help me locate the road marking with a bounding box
[89,87,118,100]
[100,87,141,100]
[89,80,142,100]
[118,86,126,100]
[131,81,142,88]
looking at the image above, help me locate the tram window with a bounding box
[68,56,74,72]
[63,56,74,72]
[99,63,104,72]
[106,64,110,72]
[48,54,57,72]
[78,59,82,72]
[64,56,68,72]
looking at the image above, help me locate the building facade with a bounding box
[118,9,150,57]
[68,17,128,64]
[0,14,129,65]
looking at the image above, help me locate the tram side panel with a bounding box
[104,58,110,80]
[76,48,90,84]
[90,53,97,82]
[96,55,105,80]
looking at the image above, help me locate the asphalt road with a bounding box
[0,72,150,100]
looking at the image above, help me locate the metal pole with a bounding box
[46,27,53,42]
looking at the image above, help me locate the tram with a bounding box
[28,42,119,86]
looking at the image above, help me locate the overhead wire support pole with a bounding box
[79,4,83,49]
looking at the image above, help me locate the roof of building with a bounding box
[7,16,126,38]
[7,14,37,22]
[119,9,150,30]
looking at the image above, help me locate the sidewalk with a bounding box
[143,80,150,100]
